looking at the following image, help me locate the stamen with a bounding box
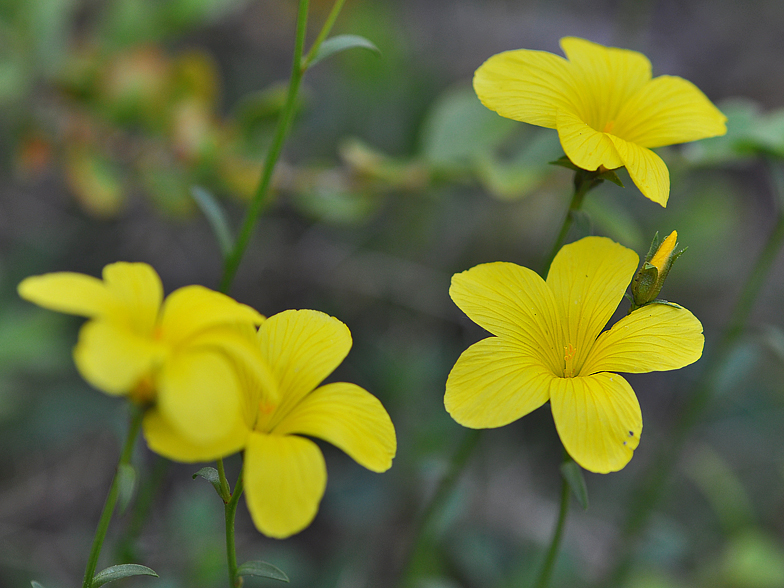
[564,344,577,378]
[602,120,615,134]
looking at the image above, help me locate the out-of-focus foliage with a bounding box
[3,1,784,588]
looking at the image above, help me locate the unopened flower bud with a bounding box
[631,231,684,310]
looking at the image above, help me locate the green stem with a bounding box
[223,465,245,588]
[301,0,347,70]
[216,457,232,503]
[81,407,143,588]
[542,168,603,274]
[397,167,598,588]
[534,474,571,588]
[607,162,784,586]
[218,0,310,294]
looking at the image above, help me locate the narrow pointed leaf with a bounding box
[237,561,290,583]
[191,186,234,258]
[598,168,625,187]
[92,564,158,587]
[307,35,380,69]
[548,155,581,171]
[192,466,226,500]
[560,459,589,510]
[117,463,137,514]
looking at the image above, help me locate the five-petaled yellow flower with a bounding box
[146,309,397,539]
[473,37,727,206]
[445,237,704,473]
[18,262,271,456]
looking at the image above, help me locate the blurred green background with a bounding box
[2,0,784,587]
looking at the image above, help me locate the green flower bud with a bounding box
[631,231,685,309]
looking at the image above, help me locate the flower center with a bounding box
[129,373,155,406]
[254,399,277,433]
[602,120,615,134]
[563,344,577,378]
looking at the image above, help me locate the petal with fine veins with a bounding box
[275,382,396,473]
[581,303,704,375]
[607,135,670,206]
[550,373,642,473]
[445,337,557,428]
[244,432,327,539]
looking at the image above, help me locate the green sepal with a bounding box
[236,560,290,583]
[117,463,137,514]
[548,155,581,172]
[31,581,45,588]
[192,467,227,501]
[191,186,234,259]
[92,564,158,587]
[649,299,684,310]
[643,231,660,263]
[597,168,624,187]
[560,459,589,511]
[306,35,380,69]
[631,262,659,305]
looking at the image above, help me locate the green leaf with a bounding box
[117,463,137,514]
[31,582,45,588]
[92,564,158,587]
[597,168,624,187]
[191,186,234,258]
[192,467,226,500]
[236,561,290,583]
[560,459,589,510]
[548,155,581,172]
[307,35,380,69]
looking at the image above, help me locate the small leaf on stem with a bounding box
[192,466,227,501]
[560,459,589,510]
[191,186,234,258]
[236,561,290,583]
[31,581,45,588]
[117,463,137,514]
[92,564,158,587]
[306,35,380,69]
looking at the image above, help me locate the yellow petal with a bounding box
[101,262,163,334]
[581,303,704,375]
[158,285,264,346]
[156,348,243,445]
[546,237,638,375]
[142,407,248,463]
[449,262,562,374]
[187,325,280,410]
[445,337,555,428]
[18,272,114,318]
[556,108,623,171]
[244,432,327,539]
[607,135,670,206]
[275,382,396,472]
[258,310,352,431]
[559,37,651,131]
[550,373,642,473]
[614,75,727,148]
[473,48,581,128]
[73,320,162,395]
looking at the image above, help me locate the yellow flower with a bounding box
[473,37,727,206]
[445,237,704,473]
[146,309,397,538]
[18,262,272,457]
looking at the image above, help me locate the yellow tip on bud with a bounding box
[649,230,678,274]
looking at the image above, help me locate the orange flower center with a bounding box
[602,120,615,134]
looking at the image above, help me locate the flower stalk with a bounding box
[534,466,571,588]
[81,407,143,588]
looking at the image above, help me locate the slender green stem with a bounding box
[116,456,168,564]
[219,0,310,294]
[542,168,603,274]
[397,167,598,588]
[216,458,232,503]
[534,474,571,588]
[224,466,245,588]
[81,407,143,588]
[301,0,347,70]
[607,162,784,586]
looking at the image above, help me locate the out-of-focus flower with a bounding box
[445,237,704,473]
[473,37,727,206]
[18,262,272,457]
[146,308,397,538]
